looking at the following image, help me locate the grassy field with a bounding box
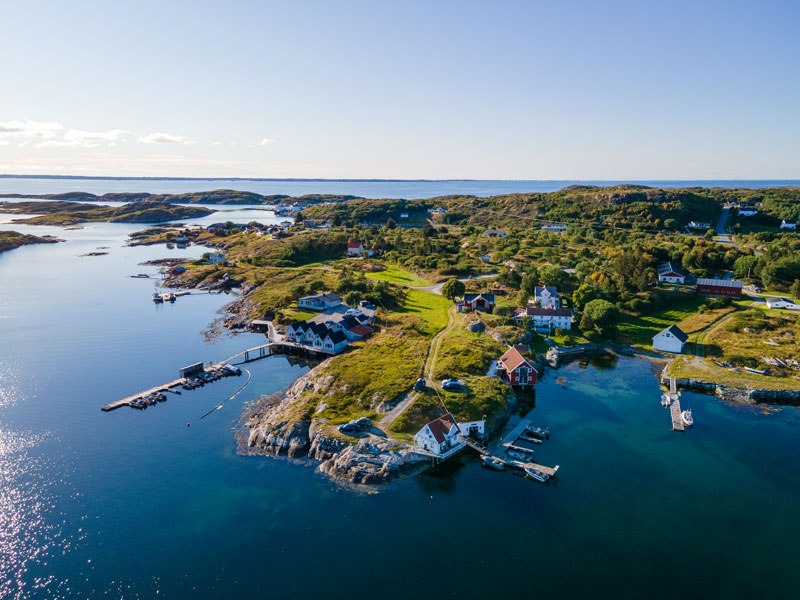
[431,320,506,380]
[365,264,432,287]
[668,356,800,390]
[396,289,451,335]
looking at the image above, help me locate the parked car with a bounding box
[441,379,466,392]
[338,423,361,436]
[413,377,426,392]
[354,417,371,430]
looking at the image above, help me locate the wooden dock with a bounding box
[506,459,560,478]
[669,376,685,431]
[101,378,186,411]
[502,418,532,445]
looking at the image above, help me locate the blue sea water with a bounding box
[1,189,799,598]
[0,176,798,199]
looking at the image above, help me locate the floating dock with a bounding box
[668,376,685,431]
[493,418,560,478]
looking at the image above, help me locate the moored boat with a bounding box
[506,449,532,461]
[682,409,694,426]
[661,394,671,406]
[526,425,550,440]
[518,433,543,444]
[481,456,506,471]
[524,465,550,483]
[152,292,163,303]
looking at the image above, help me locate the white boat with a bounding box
[682,409,694,427]
[661,394,671,407]
[524,465,550,483]
[481,456,506,471]
[152,293,163,303]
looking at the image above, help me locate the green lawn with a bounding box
[365,264,431,287]
[547,330,589,348]
[617,294,707,345]
[397,289,451,335]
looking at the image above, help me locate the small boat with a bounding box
[526,426,550,440]
[152,293,163,303]
[481,456,506,471]
[524,465,550,483]
[161,293,176,302]
[682,409,694,427]
[661,394,671,407]
[518,433,543,445]
[507,449,532,462]
[131,274,150,278]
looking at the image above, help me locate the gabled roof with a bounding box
[655,324,688,343]
[339,315,360,330]
[347,241,363,248]
[657,262,685,276]
[696,278,743,289]
[534,286,558,296]
[425,413,460,444]
[520,307,573,317]
[326,329,347,344]
[464,293,496,304]
[498,346,535,373]
[349,324,372,337]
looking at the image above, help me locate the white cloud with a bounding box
[138,132,190,144]
[259,137,275,146]
[0,118,63,140]
[64,128,128,146]
[212,141,223,146]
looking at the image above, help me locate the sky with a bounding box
[0,0,798,179]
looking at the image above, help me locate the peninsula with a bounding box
[0,199,214,226]
[0,230,62,253]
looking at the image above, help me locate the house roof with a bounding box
[425,413,460,444]
[520,307,573,317]
[347,241,363,248]
[464,293,496,304]
[534,286,558,296]
[655,324,688,343]
[302,292,341,302]
[696,278,743,289]
[499,346,535,373]
[658,262,685,276]
[339,315,360,330]
[349,324,372,337]
[326,329,347,344]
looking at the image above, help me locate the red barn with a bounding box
[695,278,743,299]
[498,346,537,386]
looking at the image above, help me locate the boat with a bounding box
[661,394,671,406]
[518,433,543,445]
[524,465,550,483]
[161,293,176,302]
[526,426,550,440]
[682,409,694,427]
[481,456,506,471]
[152,293,163,303]
[131,274,150,278]
[506,449,532,462]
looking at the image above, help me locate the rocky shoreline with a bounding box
[239,365,430,485]
[659,367,800,405]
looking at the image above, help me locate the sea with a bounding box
[1,178,799,599]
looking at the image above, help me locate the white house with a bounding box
[657,262,686,284]
[533,286,560,308]
[766,297,800,310]
[207,252,227,265]
[482,229,507,238]
[400,213,409,219]
[781,220,797,230]
[652,325,687,353]
[297,293,342,311]
[514,307,573,331]
[347,241,366,257]
[541,223,567,232]
[413,414,486,458]
[739,208,758,217]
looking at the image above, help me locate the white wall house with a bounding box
[766,297,800,310]
[414,414,464,457]
[297,293,342,311]
[739,208,758,217]
[515,307,572,331]
[347,241,366,256]
[781,220,797,230]
[208,252,227,265]
[653,325,687,353]
[534,286,560,308]
[657,262,686,284]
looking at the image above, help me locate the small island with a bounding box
[0,190,362,206]
[0,230,63,253]
[0,199,215,226]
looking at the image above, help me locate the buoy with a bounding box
[187,423,190,427]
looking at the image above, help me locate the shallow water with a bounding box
[1,209,799,599]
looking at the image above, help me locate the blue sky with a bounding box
[0,0,798,179]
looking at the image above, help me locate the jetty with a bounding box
[465,418,560,478]
[668,376,685,431]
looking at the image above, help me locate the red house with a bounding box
[695,278,743,299]
[456,293,496,313]
[498,346,537,386]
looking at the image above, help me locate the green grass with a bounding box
[365,264,431,287]
[396,289,451,335]
[617,293,708,345]
[431,325,506,380]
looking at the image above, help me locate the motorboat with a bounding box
[526,426,550,440]
[661,394,671,407]
[524,465,550,483]
[506,449,533,462]
[682,409,694,427]
[152,293,163,303]
[481,456,506,471]
[518,433,543,445]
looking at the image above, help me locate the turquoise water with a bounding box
[1,205,800,598]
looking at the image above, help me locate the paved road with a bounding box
[715,207,734,246]
[414,272,497,295]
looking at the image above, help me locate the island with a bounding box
[0,190,362,206]
[110,184,800,484]
[0,199,215,226]
[0,230,63,253]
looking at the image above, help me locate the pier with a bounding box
[668,376,685,431]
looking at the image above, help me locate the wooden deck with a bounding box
[669,376,685,431]
[501,418,532,445]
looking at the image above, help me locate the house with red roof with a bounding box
[413,413,485,458]
[347,241,365,257]
[498,346,537,386]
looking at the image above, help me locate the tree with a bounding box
[540,265,566,287]
[385,217,396,229]
[441,278,466,301]
[582,299,620,338]
[344,291,361,308]
[792,279,800,302]
[572,283,602,310]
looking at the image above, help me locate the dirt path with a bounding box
[376,305,458,432]
[412,273,497,295]
[694,300,756,356]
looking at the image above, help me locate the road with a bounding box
[715,207,734,246]
[413,272,497,295]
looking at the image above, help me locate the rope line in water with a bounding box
[196,367,252,421]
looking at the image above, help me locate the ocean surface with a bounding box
[1,193,800,598]
[1,176,799,199]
